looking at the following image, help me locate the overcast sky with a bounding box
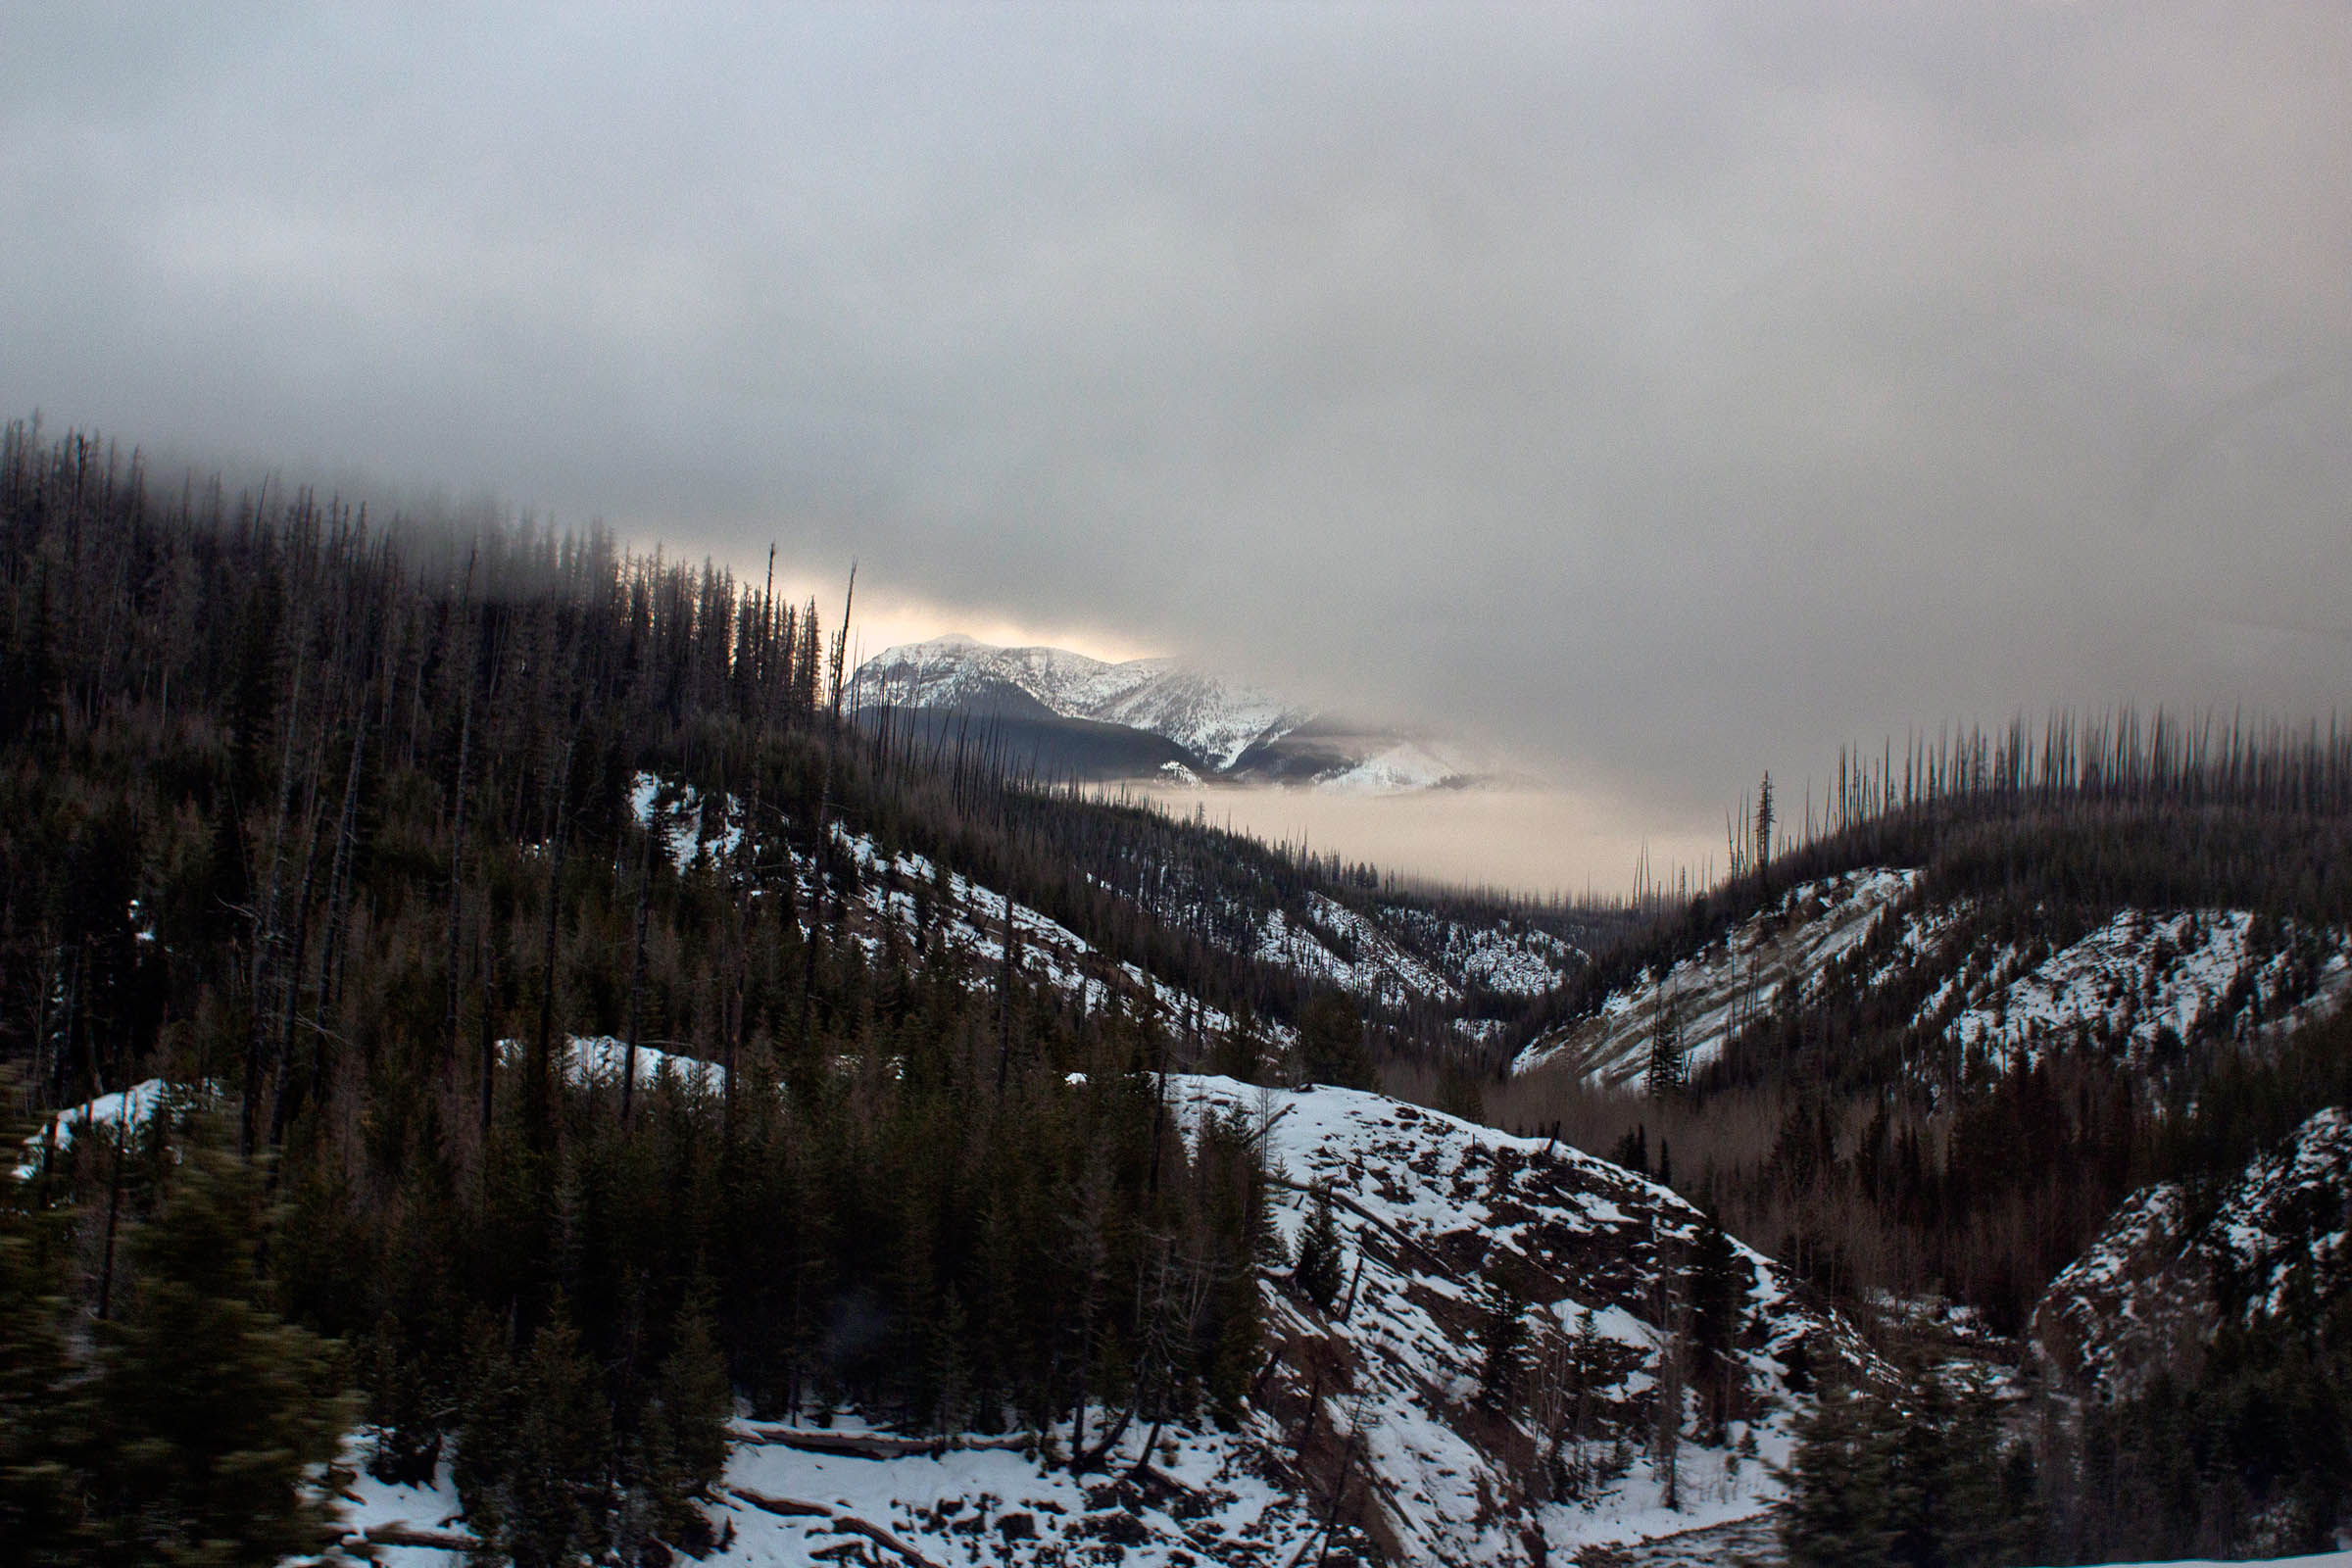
[7,2,2350,853]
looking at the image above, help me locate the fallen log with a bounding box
[726,1486,831,1518]
[725,1487,947,1568]
[735,1426,1028,1459]
[353,1522,480,1550]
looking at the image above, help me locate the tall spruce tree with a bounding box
[79,1138,356,1567]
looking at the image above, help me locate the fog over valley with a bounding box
[8,3,2351,888]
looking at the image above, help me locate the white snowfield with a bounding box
[1515,866,2352,1088]
[339,1075,1878,1567]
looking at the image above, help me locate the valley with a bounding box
[8,428,2352,1566]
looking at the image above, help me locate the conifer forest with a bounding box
[10,362,2352,1568]
[10,411,2352,1568]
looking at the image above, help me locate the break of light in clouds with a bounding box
[6,2,2350,881]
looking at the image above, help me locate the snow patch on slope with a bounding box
[2033,1106,2352,1398]
[1513,869,1920,1083]
[1935,909,2349,1072]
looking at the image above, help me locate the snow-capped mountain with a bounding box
[849,634,1474,791]
[852,634,1298,771]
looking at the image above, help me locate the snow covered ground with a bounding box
[1513,869,1920,1083]
[2034,1104,2352,1398]
[1515,866,2352,1089]
[14,1077,175,1179]
[327,1075,1876,1567]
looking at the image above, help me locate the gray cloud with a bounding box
[6,1,2349,828]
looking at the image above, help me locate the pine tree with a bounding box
[79,1139,357,1567]
[1475,1271,1530,1412]
[0,1128,80,1561]
[1780,1382,1892,1568]
[1293,1183,1344,1313]
[1645,989,1685,1102]
[499,1312,612,1568]
[639,1296,730,1551]
[1298,991,1374,1090]
[1687,1212,1744,1440]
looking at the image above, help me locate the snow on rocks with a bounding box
[2033,1106,2352,1398]
[1162,1075,1874,1564]
[15,1077,172,1179]
[1513,869,1920,1083]
[717,1413,1328,1568]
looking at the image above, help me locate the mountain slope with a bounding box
[1513,866,2352,1093]
[2032,1104,2352,1399]
[332,1074,1877,1568]
[850,634,1475,791]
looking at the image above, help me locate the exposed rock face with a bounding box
[2032,1106,2352,1399]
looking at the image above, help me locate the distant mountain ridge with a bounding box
[850,633,1472,791]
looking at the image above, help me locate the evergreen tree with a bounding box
[1298,991,1374,1090]
[1780,1382,1892,1568]
[0,1131,79,1563]
[79,1139,356,1567]
[1687,1212,1744,1439]
[497,1312,612,1568]
[1644,990,1685,1102]
[1475,1271,1530,1413]
[1293,1182,1344,1313]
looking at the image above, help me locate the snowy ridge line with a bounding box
[832,822,1283,1049]
[630,765,1575,1044]
[626,767,1288,1050]
[1516,865,2352,1087]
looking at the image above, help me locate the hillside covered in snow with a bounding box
[1514,865,2351,1094]
[301,1074,1873,1567]
[848,634,1476,793]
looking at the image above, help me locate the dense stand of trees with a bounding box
[0,424,1290,1563]
[1504,725,2352,1561]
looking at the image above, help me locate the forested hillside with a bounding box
[1495,736,2352,1561]
[0,423,1760,1566]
